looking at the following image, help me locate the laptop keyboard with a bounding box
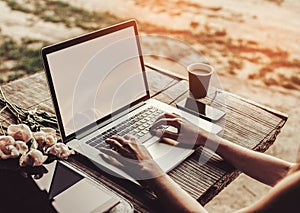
[86,106,164,150]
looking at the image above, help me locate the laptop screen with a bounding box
[42,20,149,141]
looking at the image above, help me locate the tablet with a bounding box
[49,161,121,213]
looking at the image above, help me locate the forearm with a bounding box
[202,132,292,186]
[143,173,207,213]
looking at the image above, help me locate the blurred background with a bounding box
[0,0,299,212]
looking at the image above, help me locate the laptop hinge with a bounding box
[74,101,147,140]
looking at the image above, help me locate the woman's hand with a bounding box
[99,135,164,181]
[100,135,206,213]
[150,113,208,149]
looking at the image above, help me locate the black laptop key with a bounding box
[86,107,164,149]
[94,142,110,150]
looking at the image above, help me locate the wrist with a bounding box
[136,161,166,186]
[139,171,169,189]
[141,160,165,177]
[196,128,220,148]
[196,128,210,146]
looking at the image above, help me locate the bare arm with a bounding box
[99,127,299,212]
[208,134,293,186]
[144,173,208,213]
[100,135,207,213]
[151,113,293,186]
[236,170,300,213]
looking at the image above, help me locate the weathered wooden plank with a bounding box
[145,66,178,97]
[128,71,287,205]
[0,67,287,212]
[154,80,188,105]
[0,72,52,129]
[195,92,286,204]
[1,72,50,109]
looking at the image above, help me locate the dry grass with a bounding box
[0,0,121,84]
[1,0,299,90]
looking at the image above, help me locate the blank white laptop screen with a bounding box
[46,26,147,137]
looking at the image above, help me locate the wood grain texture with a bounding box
[0,67,287,212]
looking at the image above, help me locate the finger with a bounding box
[151,112,180,130]
[100,153,124,169]
[159,137,197,149]
[171,112,181,118]
[151,113,177,128]
[150,118,181,131]
[154,113,178,123]
[106,138,139,160]
[110,135,126,145]
[99,147,119,158]
[155,129,179,141]
[105,138,128,154]
[99,148,124,169]
[110,135,134,149]
[160,137,179,146]
[124,134,137,143]
[105,138,122,148]
[99,147,137,166]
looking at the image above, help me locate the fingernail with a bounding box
[156,129,163,137]
[99,152,108,159]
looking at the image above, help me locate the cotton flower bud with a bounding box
[34,128,57,150]
[15,141,28,155]
[46,143,74,159]
[0,136,19,160]
[7,124,32,143]
[19,149,48,167]
[6,145,19,158]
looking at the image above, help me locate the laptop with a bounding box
[42,19,222,182]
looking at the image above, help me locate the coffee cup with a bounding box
[187,63,214,99]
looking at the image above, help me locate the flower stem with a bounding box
[0,87,58,133]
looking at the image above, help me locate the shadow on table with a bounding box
[0,159,57,213]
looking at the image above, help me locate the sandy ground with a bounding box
[0,0,299,212]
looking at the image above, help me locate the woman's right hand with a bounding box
[150,113,208,149]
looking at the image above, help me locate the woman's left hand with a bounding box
[99,135,164,181]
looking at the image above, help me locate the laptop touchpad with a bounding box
[148,142,173,159]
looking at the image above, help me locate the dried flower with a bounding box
[0,135,15,150]
[19,149,48,167]
[33,127,57,150]
[0,135,20,160]
[6,145,19,158]
[7,124,32,143]
[15,141,29,155]
[46,143,75,159]
[33,131,46,150]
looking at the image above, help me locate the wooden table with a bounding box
[0,65,287,212]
